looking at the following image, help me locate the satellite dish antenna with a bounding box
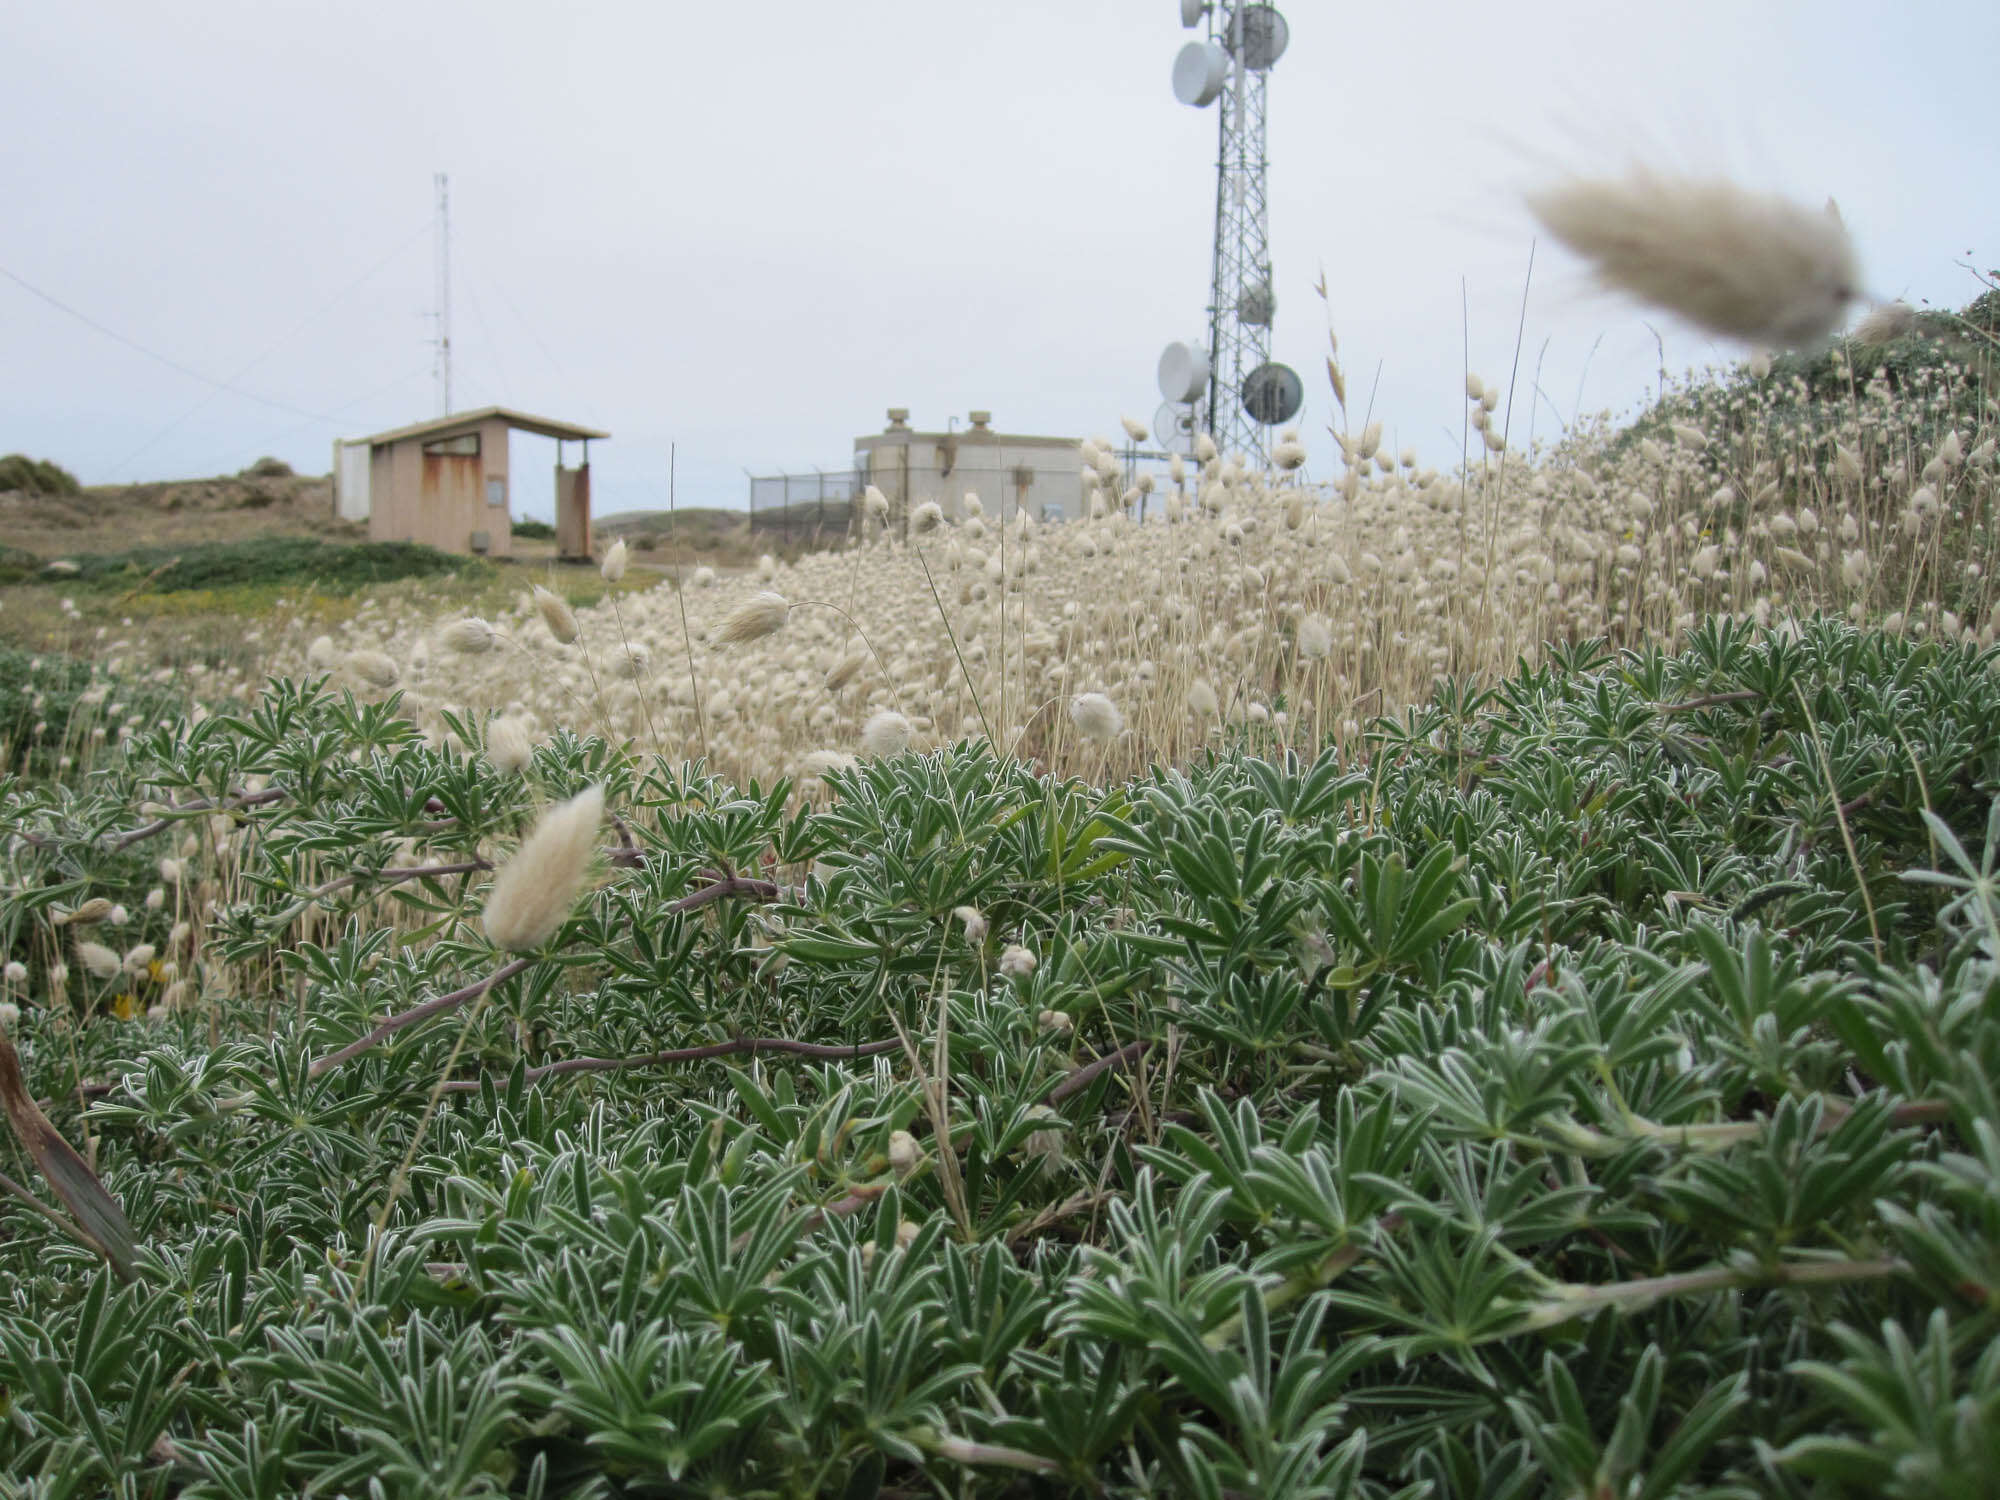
[1241,362,1303,427]
[1223,4,1289,69]
[1153,400,1198,449]
[1157,340,1211,404]
[1236,280,1275,327]
[1179,0,1206,25]
[1171,41,1229,107]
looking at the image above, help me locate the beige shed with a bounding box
[334,407,609,559]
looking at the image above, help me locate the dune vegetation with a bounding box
[3,269,1999,1496]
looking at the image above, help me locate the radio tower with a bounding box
[433,172,452,417]
[1158,5,1301,465]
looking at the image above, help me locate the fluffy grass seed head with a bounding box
[482,785,604,953]
[1070,691,1124,743]
[911,500,945,535]
[1120,415,1149,443]
[55,898,114,927]
[532,586,580,644]
[1852,300,1918,346]
[1525,168,1859,346]
[860,709,914,758]
[716,591,790,646]
[76,940,121,980]
[824,646,869,693]
[346,650,400,689]
[600,539,628,583]
[615,642,651,678]
[441,617,496,654]
[1187,678,1220,718]
[486,716,535,775]
[801,748,858,778]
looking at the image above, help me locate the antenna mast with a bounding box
[433,171,452,417]
[1204,6,1268,461]
[1162,5,1300,464]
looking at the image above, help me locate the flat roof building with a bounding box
[333,406,608,559]
[854,409,1086,526]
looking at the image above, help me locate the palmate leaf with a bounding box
[1773,1310,2000,1496]
[513,1322,781,1480]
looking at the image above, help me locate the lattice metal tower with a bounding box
[1159,5,1299,464]
[1204,10,1272,460]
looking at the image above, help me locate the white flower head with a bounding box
[532,586,580,645]
[1069,692,1123,744]
[482,786,604,952]
[716,591,790,646]
[860,709,914,759]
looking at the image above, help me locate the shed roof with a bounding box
[360,406,610,446]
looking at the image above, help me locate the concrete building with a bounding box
[854,409,1085,526]
[333,407,608,559]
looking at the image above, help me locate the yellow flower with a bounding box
[112,993,140,1021]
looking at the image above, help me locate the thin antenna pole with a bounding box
[434,172,452,417]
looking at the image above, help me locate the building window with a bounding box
[486,477,507,507]
[422,433,480,457]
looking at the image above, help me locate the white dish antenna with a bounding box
[1171,41,1229,107]
[1224,5,1289,69]
[1179,0,1207,25]
[1154,401,1198,449]
[1236,280,1274,327]
[1157,340,1211,403]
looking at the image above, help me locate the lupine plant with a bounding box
[1,615,1997,1497]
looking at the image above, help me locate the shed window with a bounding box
[486,477,507,507]
[422,433,480,457]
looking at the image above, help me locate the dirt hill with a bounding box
[0,469,355,562]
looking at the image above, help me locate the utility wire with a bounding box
[184,363,432,479]
[104,219,434,476]
[1,263,344,425]
[491,273,563,376]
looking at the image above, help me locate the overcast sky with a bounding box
[4,1,1995,519]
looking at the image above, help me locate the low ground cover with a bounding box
[1,618,1995,1495]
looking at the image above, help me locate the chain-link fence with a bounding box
[744,470,864,547]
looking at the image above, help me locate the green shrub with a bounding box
[0,453,81,496]
[16,536,483,594]
[511,518,557,540]
[1,619,1998,1496]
